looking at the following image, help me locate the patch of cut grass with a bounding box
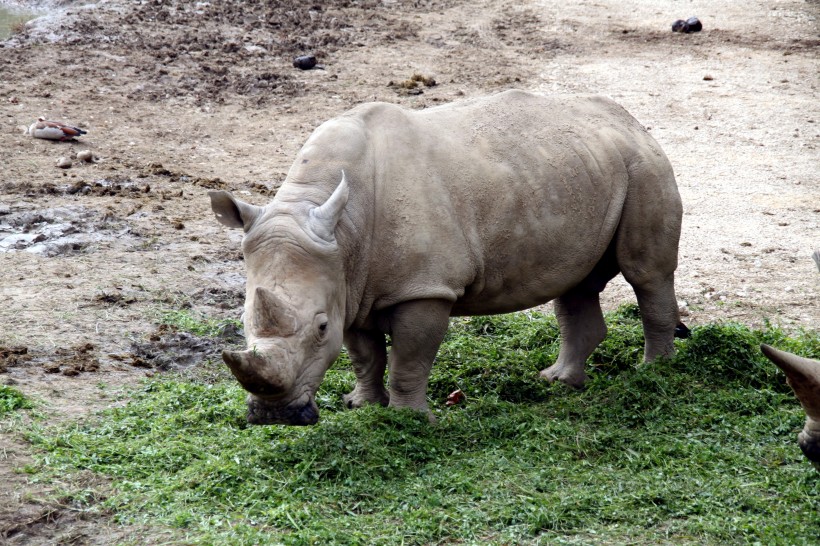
[26,307,820,544]
[0,385,32,416]
[157,309,241,338]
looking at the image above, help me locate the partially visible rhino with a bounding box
[761,345,820,468]
[760,249,820,468]
[209,90,684,425]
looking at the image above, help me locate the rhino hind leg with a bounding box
[541,289,607,388]
[630,274,679,361]
[343,329,390,409]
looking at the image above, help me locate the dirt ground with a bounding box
[0,0,817,543]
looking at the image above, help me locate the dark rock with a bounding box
[686,17,703,32]
[671,19,689,33]
[293,54,317,70]
[672,17,703,34]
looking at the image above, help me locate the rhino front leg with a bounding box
[385,299,452,416]
[343,329,390,409]
[541,289,607,388]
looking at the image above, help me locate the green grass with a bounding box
[0,385,32,416]
[157,309,242,338]
[25,306,820,544]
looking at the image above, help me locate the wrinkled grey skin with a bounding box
[760,249,820,469]
[209,90,683,425]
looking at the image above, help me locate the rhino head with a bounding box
[209,174,349,425]
[761,344,820,468]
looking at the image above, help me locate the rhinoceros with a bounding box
[209,90,683,425]
[760,249,820,468]
[761,345,820,468]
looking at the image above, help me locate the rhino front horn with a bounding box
[222,348,294,397]
[761,344,820,419]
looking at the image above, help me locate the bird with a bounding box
[28,117,87,141]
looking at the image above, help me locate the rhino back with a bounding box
[279,91,679,322]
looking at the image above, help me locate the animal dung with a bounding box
[388,73,438,95]
[672,17,703,34]
[293,54,318,70]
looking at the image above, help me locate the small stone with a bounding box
[671,19,689,33]
[76,150,94,162]
[56,157,72,169]
[685,17,703,32]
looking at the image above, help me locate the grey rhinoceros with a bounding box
[209,90,683,425]
[761,344,820,468]
[760,249,820,468]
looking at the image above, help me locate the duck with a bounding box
[28,117,87,141]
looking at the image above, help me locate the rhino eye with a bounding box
[315,313,329,340]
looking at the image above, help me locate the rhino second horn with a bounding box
[307,171,349,242]
[761,344,820,419]
[222,348,294,397]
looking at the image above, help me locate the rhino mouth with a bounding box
[246,394,319,426]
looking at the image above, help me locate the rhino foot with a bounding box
[343,387,390,409]
[540,362,588,389]
[798,429,820,468]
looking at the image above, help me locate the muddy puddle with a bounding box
[0,204,134,256]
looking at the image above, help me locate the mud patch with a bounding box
[115,328,221,371]
[0,205,134,256]
[90,291,139,308]
[0,482,111,545]
[194,286,245,310]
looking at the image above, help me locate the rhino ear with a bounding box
[307,172,349,242]
[209,191,264,231]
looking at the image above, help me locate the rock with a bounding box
[672,17,702,34]
[56,157,72,169]
[293,54,317,70]
[686,17,703,32]
[671,19,689,33]
[76,150,94,162]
